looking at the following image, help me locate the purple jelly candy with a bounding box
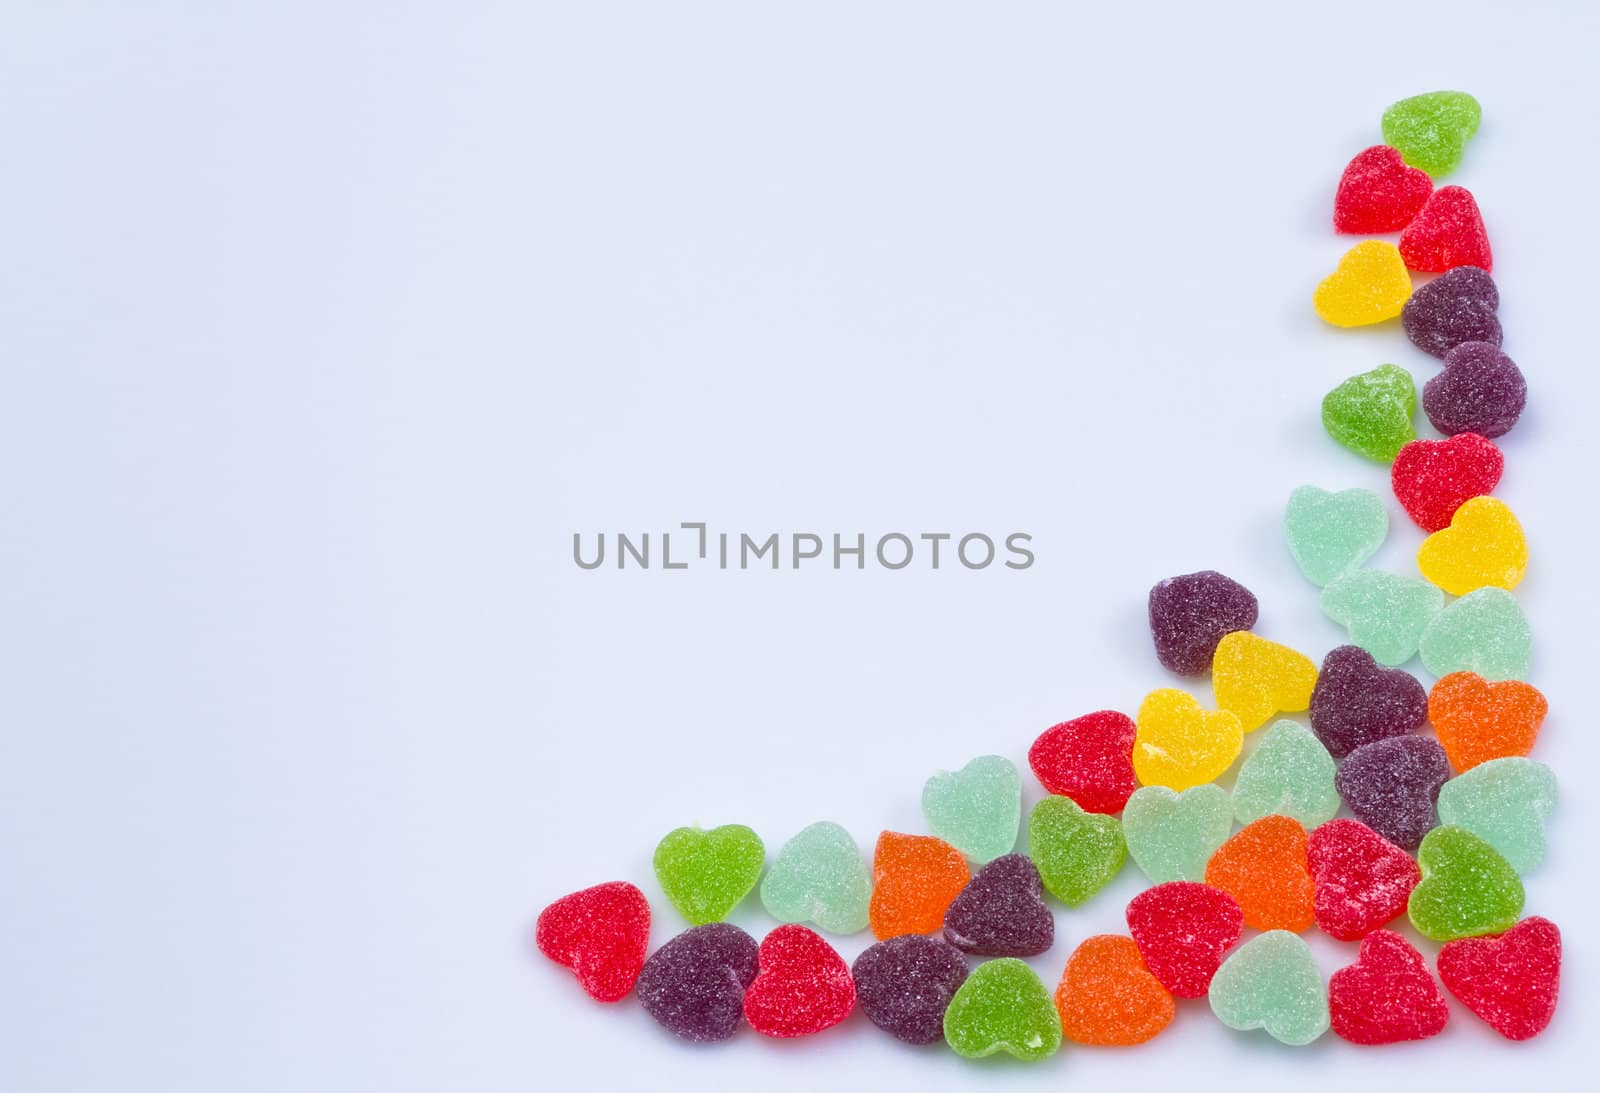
[852,934,969,1045]
[1335,735,1451,850]
[635,923,759,1042]
[1309,645,1429,759]
[941,853,1055,957]
[1401,266,1502,359]
[1423,342,1528,440]
[1148,570,1259,675]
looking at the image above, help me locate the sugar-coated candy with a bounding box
[1381,90,1481,177]
[1211,631,1317,733]
[1320,570,1444,667]
[942,957,1062,1061]
[1122,784,1233,883]
[1438,917,1561,1041]
[1401,265,1501,358]
[1126,881,1244,998]
[534,881,652,1003]
[1436,758,1557,873]
[1419,586,1532,681]
[1055,935,1175,1046]
[1028,795,1125,907]
[1147,570,1258,675]
[1424,342,1527,438]
[1314,241,1412,327]
[1408,825,1524,941]
[869,832,971,940]
[1391,433,1504,532]
[1205,816,1315,933]
[1283,485,1388,587]
[653,824,764,926]
[1027,710,1137,814]
[1307,819,1421,940]
[1322,364,1416,462]
[742,924,856,1037]
[1417,495,1527,596]
[1399,185,1492,272]
[1231,720,1339,827]
[1335,735,1450,849]
[852,935,968,1045]
[922,754,1021,863]
[1308,645,1428,759]
[636,923,759,1042]
[942,853,1054,957]
[1332,145,1432,234]
[1132,689,1243,791]
[1328,930,1449,1045]
[760,821,872,935]
[1208,931,1329,1046]
[1429,671,1548,772]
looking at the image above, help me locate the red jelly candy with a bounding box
[1307,819,1420,941]
[1329,930,1450,1045]
[1399,185,1493,273]
[1027,710,1138,814]
[534,881,651,1002]
[743,924,857,1037]
[1438,917,1562,1041]
[1391,433,1504,532]
[1125,881,1244,998]
[1333,146,1432,234]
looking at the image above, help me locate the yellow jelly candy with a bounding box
[1212,631,1319,732]
[1417,496,1528,596]
[1314,241,1412,327]
[1133,689,1243,791]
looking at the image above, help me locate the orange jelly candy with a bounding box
[1429,671,1548,773]
[1204,815,1315,932]
[868,832,970,940]
[1055,934,1175,1046]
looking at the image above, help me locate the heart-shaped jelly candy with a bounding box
[1333,145,1432,234]
[1231,720,1338,827]
[1307,818,1420,941]
[1308,645,1428,758]
[942,853,1054,956]
[922,754,1021,863]
[1437,758,1557,874]
[1027,795,1125,907]
[852,935,968,1045]
[1132,689,1243,791]
[1419,587,1531,681]
[1402,265,1501,358]
[1322,363,1416,462]
[1313,241,1412,327]
[535,880,652,1002]
[869,831,971,940]
[759,821,872,935]
[1123,784,1233,883]
[653,824,765,925]
[1425,342,1527,439]
[1391,433,1503,532]
[1408,825,1524,941]
[1283,485,1388,587]
[1399,185,1492,272]
[1320,569,1443,667]
[1438,916,1562,1040]
[742,924,856,1037]
[1429,671,1548,773]
[1205,815,1315,933]
[1055,934,1175,1046]
[1381,90,1481,177]
[1147,570,1258,675]
[1335,735,1450,850]
[1211,631,1317,732]
[1027,710,1138,814]
[1209,931,1329,1046]
[1417,495,1528,596]
[942,957,1062,1061]
[1328,930,1450,1045]
[636,923,759,1042]
[1126,881,1244,998]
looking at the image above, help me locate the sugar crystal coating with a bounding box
[1417,495,1527,596]
[1320,569,1444,666]
[1125,881,1244,998]
[742,924,856,1037]
[851,934,968,1045]
[1407,825,1524,941]
[1332,145,1432,234]
[1429,671,1548,773]
[1402,265,1501,358]
[1307,818,1420,940]
[1313,241,1412,327]
[1322,364,1416,463]
[1122,784,1233,883]
[1283,485,1388,587]
[1208,931,1329,1046]
[942,957,1062,1061]
[1054,934,1175,1046]
[1424,342,1527,438]
[1147,570,1258,675]
[1391,432,1504,532]
[1027,795,1125,907]
[1328,930,1449,1045]
[921,754,1021,863]
[1211,631,1318,733]
[1436,758,1557,873]
[1205,815,1315,933]
[1399,185,1492,272]
[1438,917,1561,1040]
[759,821,872,935]
[1381,90,1481,177]
[1336,735,1450,849]
[869,832,971,940]
[1132,689,1243,791]
[534,880,652,1003]
[1308,644,1428,758]
[636,923,759,1042]
[653,824,765,926]
[942,853,1054,956]
[1418,586,1531,681]
[1027,710,1138,814]
[1231,720,1339,827]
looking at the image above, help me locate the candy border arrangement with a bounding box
[534,91,1559,1056]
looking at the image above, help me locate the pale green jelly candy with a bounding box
[1320,568,1444,666]
[1382,90,1482,177]
[1408,825,1524,942]
[1121,784,1232,883]
[922,754,1021,863]
[1283,485,1388,587]
[1231,720,1339,827]
[758,821,871,934]
[1322,364,1416,464]
[943,957,1062,1062]
[1419,587,1532,681]
[1209,931,1329,1046]
[1027,795,1125,906]
[1437,758,1557,874]
[652,824,765,926]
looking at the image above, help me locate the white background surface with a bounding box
[3,2,1598,1091]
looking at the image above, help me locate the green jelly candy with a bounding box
[943,957,1062,1061]
[1121,784,1232,883]
[652,823,765,925]
[922,754,1021,863]
[1209,931,1329,1046]
[1320,568,1445,666]
[1408,825,1524,941]
[1232,720,1339,827]
[758,821,871,934]
[1027,795,1125,906]
[1437,759,1557,874]
[1322,364,1416,463]
[1283,485,1389,587]
[1382,91,1482,177]
[1419,587,1532,681]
